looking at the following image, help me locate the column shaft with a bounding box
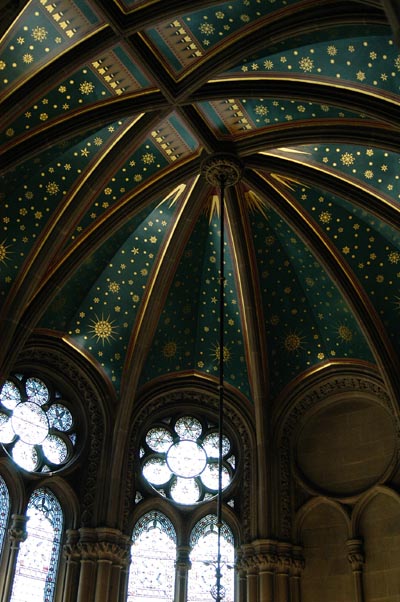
[2,514,28,602]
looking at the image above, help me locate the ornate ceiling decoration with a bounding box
[1,0,400,409]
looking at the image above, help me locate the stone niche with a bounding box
[295,398,397,498]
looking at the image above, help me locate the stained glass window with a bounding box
[127,511,176,602]
[0,375,76,473]
[0,476,10,556]
[141,415,236,504]
[187,515,235,602]
[10,488,63,602]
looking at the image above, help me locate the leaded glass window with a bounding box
[0,375,76,473]
[140,415,235,504]
[187,515,235,602]
[0,475,10,556]
[127,511,176,601]
[10,488,63,602]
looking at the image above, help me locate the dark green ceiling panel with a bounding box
[40,195,161,332]
[0,1,101,95]
[197,99,369,137]
[145,0,301,74]
[229,35,398,96]
[140,210,251,400]
[250,205,375,398]
[62,195,180,389]
[288,144,400,203]
[0,119,126,304]
[295,183,400,354]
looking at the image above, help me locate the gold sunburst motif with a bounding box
[337,323,353,342]
[89,314,118,345]
[0,240,11,265]
[244,190,269,220]
[283,330,306,353]
[211,342,231,364]
[162,341,178,359]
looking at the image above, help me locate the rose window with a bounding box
[140,415,235,505]
[0,375,76,473]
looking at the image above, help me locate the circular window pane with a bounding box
[170,476,200,504]
[42,435,68,464]
[0,414,15,444]
[166,440,207,478]
[11,402,49,445]
[201,463,231,491]
[25,377,49,405]
[12,440,38,471]
[142,457,171,486]
[0,381,21,410]
[47,404,73,431]
[203,433,231,457]
[146,427,173,452]
[174,416,202,440]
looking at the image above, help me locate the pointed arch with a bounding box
[188,514,235,602]
[127,510,177,602]
[10,488,63,602]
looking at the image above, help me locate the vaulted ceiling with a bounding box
[1,0,400,414]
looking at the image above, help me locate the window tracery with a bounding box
[0,476,9,556]
[140,414,236,505]
[188,515,235,602]
[10,488,63,602]
[127,510,176,601]
[0,375,76,473]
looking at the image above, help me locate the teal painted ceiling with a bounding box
[1,0,400,406]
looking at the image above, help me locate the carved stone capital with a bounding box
[175,545,192,570]
[8,514,28,544]
[255,553,279,572]
[346,539,364,572]
[73,528,132,566]
[239,540,305,576]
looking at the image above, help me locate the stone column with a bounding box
[240,543,258,602]
[94,543,114,602]
[253,540,278,602]
[110,538,131,602]
[117,563,130,602]
[2,514,28,602]
[62,529,80,602]
[275,543,293,602]
[289,547,304,602]
[346,538,365,602]
[239,539,304,602]
[174,545,191,602]
[235,549,247,602]
[76,528,98,602]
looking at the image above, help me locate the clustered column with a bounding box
[62,527,131,602]
[237,540,304,602]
